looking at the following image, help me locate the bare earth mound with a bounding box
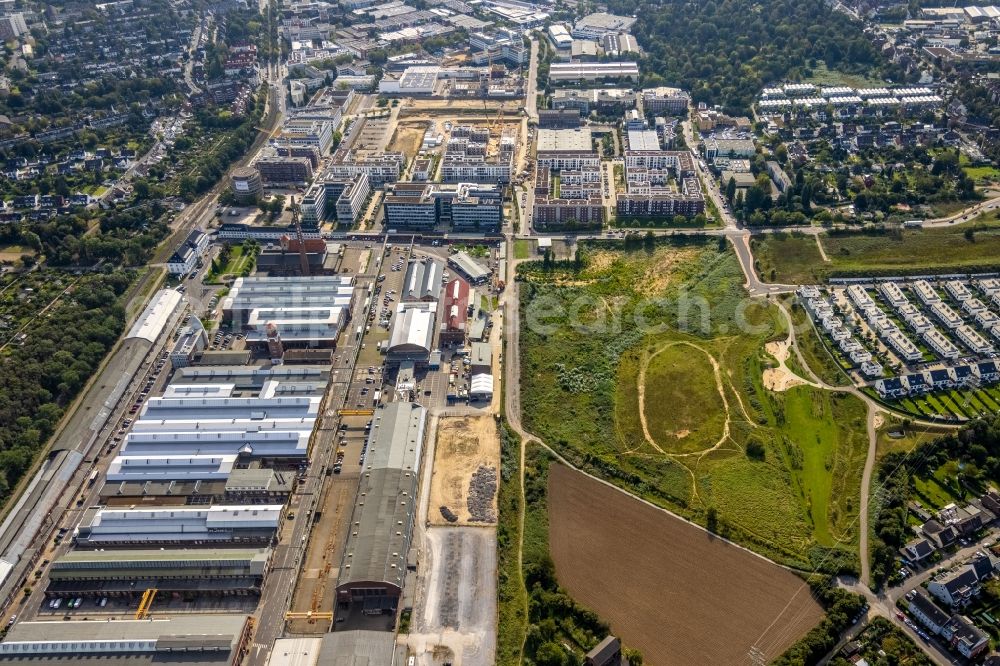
[548,464,824,665]
[428,415,499,526]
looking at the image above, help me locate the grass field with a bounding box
[205,244,255,283]
[548,463,824,664]
[751,233,825,284]
[513,239,533,260]
[754,217,1000,282]
[519,239,866,572]
[640,343,726,454]
[805,61,890,88]
[875,416,949,462]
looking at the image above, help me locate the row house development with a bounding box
[924,327,960,359]
[848,284,877,310]
[877,281,908,308]
[975,277,1000,297]
[962,298,988,316]
[945,279,973,301]
[930,300,964,329]
[956,324,995,355]
[908,591,990,660]
[877,360,1000,399]
[885,327,923,362]
[913,279,941,305]
[900,304,934,334]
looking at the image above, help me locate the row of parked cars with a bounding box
[48,597,108,610]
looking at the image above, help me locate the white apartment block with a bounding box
[904,312,934,334]
[962,298,988,316]
[956,324,994,355]
[913,279,941,305]
[335,173,371,225]
[945,280,972,302]
[886,328,923,362]
[536,151,601,170]
[975,278,1000,297]
[878,282,908,308]
[977,310,1000,329]
[847,284,875,309]
[923,328,960,359]
[930,301,963,329]
[862,361,883,377]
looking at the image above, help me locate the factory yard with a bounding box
[407,527,497,666]
[547,464,824,665]
[428,415,500,526]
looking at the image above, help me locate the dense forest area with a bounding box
[0,270,131,501]
[604,0,909,113]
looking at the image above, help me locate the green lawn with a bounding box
[804,60,890,88]
[205,245,255,283]
[755,216,1000,281]
[751,233,825,284]
[513,239,533,260]
[639,342,726,454]
[520,239,865,572]
[964,164,1000,183]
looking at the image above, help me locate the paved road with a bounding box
[921,192,1000,228]
[524,38,538,124]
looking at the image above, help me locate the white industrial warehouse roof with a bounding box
[122,427,312,458]
[79,505,283,542]
[126,289,183,343]
[470,373,494,395]
[162,383,236,399]
[0,615,249,656]
[388,302,437,354]
[627,129,660,151]
[106,454,238,481]
[141,395,321,421]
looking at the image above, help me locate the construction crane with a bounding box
[284,611,333,622]
[291,195,310,277]
[135,588,157,619]
[338,408,374,416]
[490,104,505,132]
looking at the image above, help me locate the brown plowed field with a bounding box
[548,464,824,665]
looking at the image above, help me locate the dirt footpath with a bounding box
[763,338,817,392]
[428,416,499,526]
